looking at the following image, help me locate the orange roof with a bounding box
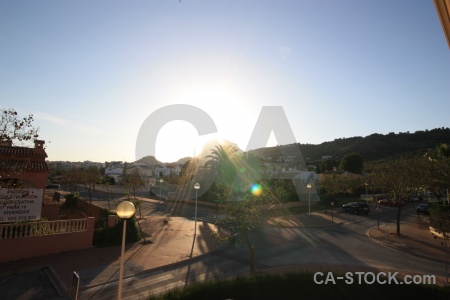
[0,159,48,172]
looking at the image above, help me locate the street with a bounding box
[78,195,446,299]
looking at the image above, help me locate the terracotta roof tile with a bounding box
[0,159,48,172]
[0,146,47,158]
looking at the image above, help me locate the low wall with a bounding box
[41,202,60,221]
[0,217,95,263]
[77,200,109,220]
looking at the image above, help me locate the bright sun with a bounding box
[153,81,274,163]
[155,121,215,163]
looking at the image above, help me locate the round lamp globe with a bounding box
[117,201,136,219]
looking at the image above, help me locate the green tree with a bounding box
[339,152,363,174]
[426,143,450,203]
[205,144,240,202]
[368,155,429,235]
[213,189,276,276]
[205,144,239,182]
[0,108,39,146]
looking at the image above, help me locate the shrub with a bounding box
[93,217,141,247]
[147,272,450,300]
[64,192,81,208]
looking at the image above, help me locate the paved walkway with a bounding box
[0,215,225,299]
[1,208,449,299]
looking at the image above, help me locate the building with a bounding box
[104,164,125,183]
[0,140,49,223]
[0,140,48,189]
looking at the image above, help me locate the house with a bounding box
[104,164,124,183]
[0,140,49,222]
[155,165,182,177]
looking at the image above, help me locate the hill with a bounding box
[132,140,242,166]
[134,128,450,165]
[250,127,450,163]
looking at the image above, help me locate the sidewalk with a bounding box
[367,220,448,263]
[0,216,226,299]
[276,210,449,265]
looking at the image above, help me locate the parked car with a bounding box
[410,195,420,202]
[377,199,394,207]
[342,202,370,215]
[45,183,60,189]
[416,203,429,215]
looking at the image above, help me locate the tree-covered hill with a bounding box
[250,127,450,163]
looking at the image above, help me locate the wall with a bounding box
[77,199,109,221]
[41,202,60,221]
[0,217,95,263]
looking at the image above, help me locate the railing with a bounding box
[0,218,88,239]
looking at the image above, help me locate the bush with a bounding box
[147,272,450,300]
[429,203,450,233]
[64,192,81,208]
[93,217,141,247]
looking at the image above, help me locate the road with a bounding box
[77,196,445,300]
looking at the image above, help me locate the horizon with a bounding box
[2,1,449,163]
[44,126,449,164]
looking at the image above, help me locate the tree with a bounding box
[64,167,101,203]
[205,144,239,182]
[339,152,363,174]
[0,108,39,146]
[213,188,276,276]
[122,169,144,199]
[368,155,429,235]
[205,144,240,202]
[426,143,450,203]
[210,148,276,276]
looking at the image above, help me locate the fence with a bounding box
[0,218,89,239]
[0,217,95,263]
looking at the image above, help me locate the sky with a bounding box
[1,0,449,163]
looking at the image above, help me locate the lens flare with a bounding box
[251,183,262,196]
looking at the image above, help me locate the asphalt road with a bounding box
[78,198,445,300]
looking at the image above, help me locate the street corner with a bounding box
[366,224,447,263]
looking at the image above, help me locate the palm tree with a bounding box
[205,144,239,184]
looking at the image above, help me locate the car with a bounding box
[377,199,394,207]
[416,203,429,215]
[45,183,60,189]
[410,195,420,202]
[342,202,370,215]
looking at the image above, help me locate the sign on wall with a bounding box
[0,188,44,223]
[149,178,156,187]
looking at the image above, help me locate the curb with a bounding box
[366,226,447,264]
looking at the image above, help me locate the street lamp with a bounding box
[159,178,164,200]
[116,201,136,300]
[194,183,200,237]
[307,184,312,216]
[365,182,369,204]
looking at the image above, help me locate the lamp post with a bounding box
[307,184,312,216]
[116,201,136,300]
[365,182,369,204]
[194,183,200,237]
[159,178,164,200]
